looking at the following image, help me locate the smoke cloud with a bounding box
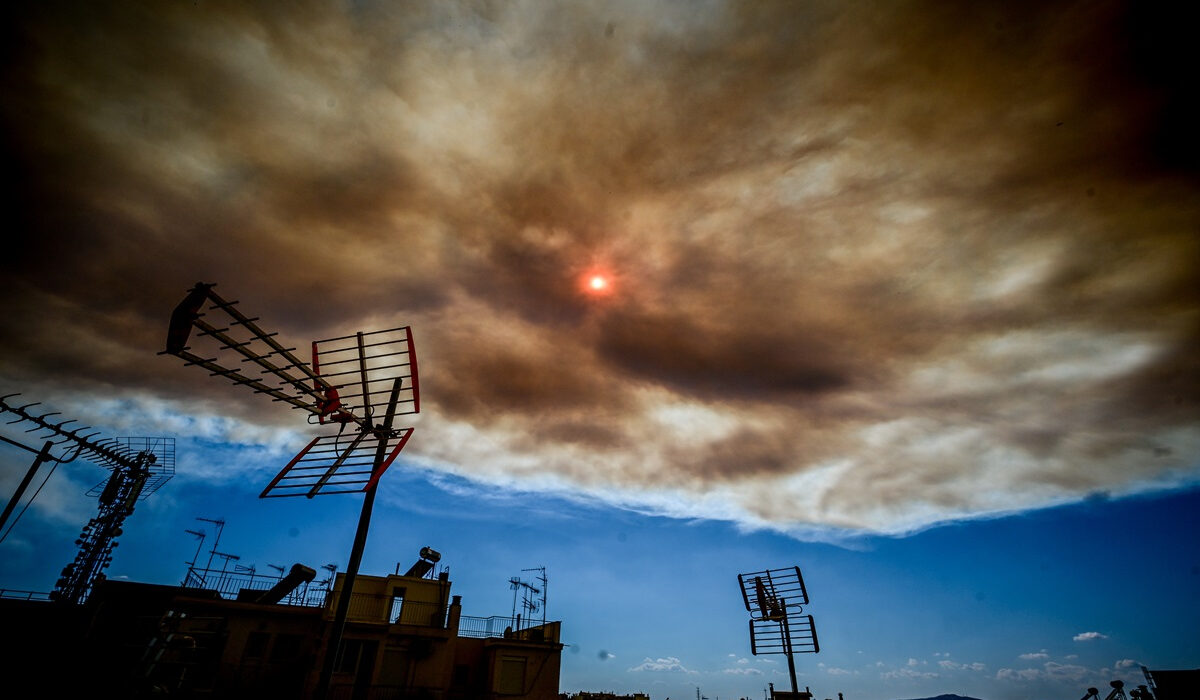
[2,0,1196,534]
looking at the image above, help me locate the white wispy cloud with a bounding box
[997,662,1093,683]
[997,668,1042,682]
[1074,631,1109,642]
[939,660,986,671]
[628,657,696,674]
[882,668,939,681]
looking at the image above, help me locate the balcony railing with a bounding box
[343,593,448,628]
[181,566,329,607]
[0,589,52,601]
[457,616,561,643]
[178,568,556,639]
[456,615,512,638]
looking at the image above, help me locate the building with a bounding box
[560,693,650,700]
[1,562,562,699]
[1142,667,1200,700]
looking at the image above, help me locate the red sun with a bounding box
[580,270,615,297]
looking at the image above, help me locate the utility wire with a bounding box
[0,457,62,545]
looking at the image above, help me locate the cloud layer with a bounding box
[2,0,1197,534]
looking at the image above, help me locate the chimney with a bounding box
[448,594,462,634]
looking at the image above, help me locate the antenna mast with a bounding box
[162,282,420,700]
[523,566,547,628]
[0,395,174,605]
[737,565,820,696]
[193,516,226,586]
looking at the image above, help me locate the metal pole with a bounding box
[780,598,798,694]
[316,377,404,700]
[0,441,53,532]
[197,517,225,584]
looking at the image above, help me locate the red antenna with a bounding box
[162,282,419,497]
[162,282,421,699]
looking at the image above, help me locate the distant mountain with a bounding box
[894,695,985,700]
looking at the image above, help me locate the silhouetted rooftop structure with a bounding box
[1,561,562,699]
[1143,667,1200,700]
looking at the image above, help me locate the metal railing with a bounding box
[390,599,448,628]
[172,569,561,640]
[457,614,512,638]
[0,589,52,601]
[342,593,447,627]
[457,615,560,641]
[181,566,330,607]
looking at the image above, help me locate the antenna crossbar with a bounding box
[1,395,138,470]
[163,283,365,429]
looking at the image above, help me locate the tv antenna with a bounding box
[508,575,541,630]
[191,516,226,586]
[319,563,339,592]
[235,562,257,585]
[523,566,548,628]
[184,529,206,568]
[0,394,174,604]
[212,550,240,589]
[737,565,820,697]
[162,282,420,700]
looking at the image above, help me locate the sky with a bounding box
[0,1,1197,699]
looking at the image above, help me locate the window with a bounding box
[388,587,406,624]
[452,663,470,687]
[269,633,302,663]
[377,647,411,687]
[335,639,370,675]
[496,655,526,695]
[243,631,270,660]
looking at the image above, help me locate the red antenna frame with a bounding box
[162,282,420,496]
[162,282,423,700]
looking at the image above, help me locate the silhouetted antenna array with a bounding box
[506,567,548,631]
[737,565,820,696]
[319,563,339,591]
[0,394,175,605]
[259,428,414,498]
[524,566,548,628]
[0,395,175,496]
[1104,681,1130,700]
[202,550,236,588]
[162,282,421,699]
[162,283,418,497]
[1080,678,1154,700]
[508,576,539,630]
